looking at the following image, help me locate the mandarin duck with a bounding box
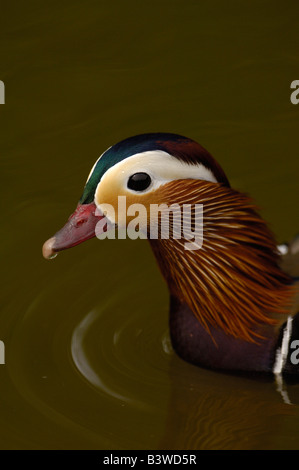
[42,133,299,377]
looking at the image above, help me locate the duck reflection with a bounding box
[159,354,299,450]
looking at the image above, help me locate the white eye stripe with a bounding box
[95,150,217,194]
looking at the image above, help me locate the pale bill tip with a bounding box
[42,237,58,260]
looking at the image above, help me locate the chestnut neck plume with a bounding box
[149,179,294,343]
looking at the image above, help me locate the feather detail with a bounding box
[149,180,295,343]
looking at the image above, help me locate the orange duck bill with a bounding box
[42,202,106,259]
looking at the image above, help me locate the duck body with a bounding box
[43,133,299,377]
[169,295,299,375]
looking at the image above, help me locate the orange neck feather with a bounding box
[149,180,295,342]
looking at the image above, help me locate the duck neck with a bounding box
[148,181,295,350]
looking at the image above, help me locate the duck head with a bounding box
[43,133,296,373]
[42,133,229,258]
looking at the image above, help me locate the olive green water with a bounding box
[1,0,299,450]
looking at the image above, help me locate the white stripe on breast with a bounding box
[273,316,293,375]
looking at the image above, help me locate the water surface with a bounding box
[1,0,299,449]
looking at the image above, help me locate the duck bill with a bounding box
[42,202,105,259]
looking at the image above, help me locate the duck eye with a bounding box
[127,172,152,192]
